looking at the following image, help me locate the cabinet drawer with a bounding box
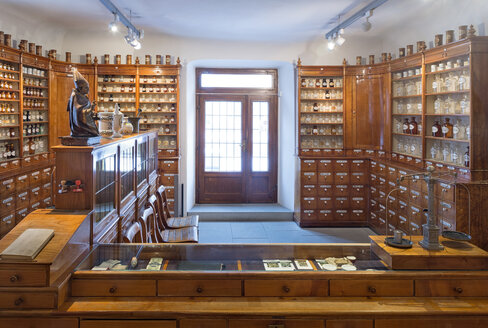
[159,160,178,173]
[30,201,41,213]
[0,291,55,309]
[15,207,29,224]
[16,191,29,209]
[161,173,176,187]
[410,176,424,191]
[438,201,455,220]
[29,170,42,186]
[333,184,348,197]
[0,213,15,237]
[180,319,227,328]
[302,185,316,197]
[387,166,397,181]
[326,319,373,328]
[318,197,333,210]
[397,185,409,202]
[165,186,175,198]
[0,265,48,287]
[245,279,328,297]
[229,319,324,328]
[386,195,397,209]
[415,279,488,297]
[301,159,317,172]
[334,197,349,209]
[351,197,366,209]
[351,172,367,184]
[2,318,78,328]
[158,279,241,296]
[41,167,52,183]
[397,215,409,232]
[301,197,316,210]
[410,205,422,225]
[301,172,317,184]
[318,210,333,221]
[397,200,409,216]
[351,185,366,197]
[30,186,41,204]
[350,159,367,172]
[0,178,15,196]
[436,182,454,202]
[333,159,349,171]
[81,320,176,328]
[301,210,317,221]
[369,173,377,185]
[351,210,367,222]
[409,189,422,206]
[71,279,156,296]
[42,197,52,208]
[377,163,387,176]
[334,172,350,184]
[41,182,52,198]
[330,279,413,296]
[318,172,333,184]
[335,210,349,221]
[318,159,333,171]
[1,196,15,214]
[317,185,333,197]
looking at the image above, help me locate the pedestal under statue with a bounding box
[59,68,101,146]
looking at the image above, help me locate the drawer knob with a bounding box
[109,287,117,294]
[282,286,290,293]
[14,297,23,306]
[454,287,463,294]
[196,287,203,293]
[368,286,377,293]
[9,275,19,282]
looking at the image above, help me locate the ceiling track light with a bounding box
[325,0,388,41]
[99,0,144,49]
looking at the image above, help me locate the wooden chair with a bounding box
[155,185,199,229]
[138,207,156,243]
[146,194,164,243]
[122,221,143,243]
[145,196,198,243]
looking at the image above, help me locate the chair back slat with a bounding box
[147,194,164,242]
[122,221,143,243]
[138,207,155,243]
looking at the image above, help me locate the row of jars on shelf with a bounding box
[1,62,16,71]
[393,136,422,158]
[22,67,46,77]
[301,113,343,124]
[23,123,46,136]
[428,58,469,73]
[394,117,421,135]
[0,115,18,126]
[429,71,470,93]
[301,137,343,149]
[431,118,470,140]
[1,142,17,159]
[0,103,16,113]
[0,127,17,138]
[100,94,136,103]
[100,76,176,84]
[141,115,176,124]
[140,85,176,93]
[393,99,422,114]
[23,77,47,87]
[98,104,134,112]
[302,102,343,113]
[393,80,422,97]
[23,110,46,122]
[301,89,343,100]
[141,103,176,112]
[23,137,47,155]
[23,88,46,97]
[140,94,176,103]
[393,68,422,80]
[23,98,46,109]
[158,136,177,149]
[432,95,470,114]
[0,91,17,99]
[301,78,342,88]
[0,81,16,90]
[300,125,343,136]
[157,125,176,135]
[428,141,469,167]
[0,71,17,80]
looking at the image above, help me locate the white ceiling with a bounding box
[0,0,455,42]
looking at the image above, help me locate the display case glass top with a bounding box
[75,243,387,273]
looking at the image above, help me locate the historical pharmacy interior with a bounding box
[2,0,488,327]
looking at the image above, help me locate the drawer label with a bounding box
[43,183,51,189]
[2,214,13,223]
[32,187,40,193]
[320,197,332,201]
[411,222,420,228]
[336,197,348,201]
[319,160,331,163]
[32,202,40,208]
[379,191,386,197]
[336,160,348,164]
[43,168,51,173]
[399,200,408,207]
[370,200,377,205]
[164,161,175,164]
[18,175,28,181]
[399,186,407,192]
[411,206,420,213]
[353,149,362,154]
[443,221,453,228]
[379,164,386,168]
[379,218,386,224]
[399,215,407,222]
[319,185,332,188]
[388,196,396,201]
[3,197,13,204]
[388,209,396,215]
[388,181,396,187]
[320,210,332,214]
[337,210,348,214]
[353,210,364,214]
[303,197,315,201]
[399,170,407,175]
[352,173,363,176]
[304,185,315,188]
[439,183,451,189]
[378,151,386,155]
[304,210,314,214]
[440,201,452,209]
[18,208,28,215]
[336,185,348,188]
[366,150,374,154]
[2,179,13,185]
[32,171,40,177]
[320,173,331,176]
[352,197,364,201]
[352,185,365,188]
[303,160,315,164]
[411,190,420,196]
[388,167,396,172]
[352,160,364,163]
[304,172,315,176]
[18,192,28,198]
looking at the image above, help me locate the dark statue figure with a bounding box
[67,68,99,137]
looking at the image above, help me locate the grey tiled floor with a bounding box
[198,221,376,244]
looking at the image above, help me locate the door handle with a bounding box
[240,140,247,148]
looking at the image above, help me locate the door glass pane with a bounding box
[252,101,269,172]
[204,101,242,172]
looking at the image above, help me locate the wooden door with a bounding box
[352,74,386,150]
[197,95,277,203]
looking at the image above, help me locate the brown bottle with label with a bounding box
[315,79,321,87]
[403,118,410,134]
[432,120,442,137]
[442,118,453,138]
[313,102,319,112]
[409,117,418,135]
[464,146,470,167]
[301,79,306,87]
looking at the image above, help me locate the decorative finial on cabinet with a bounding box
[297,57,302,66]
[135,56,140,64]
[93,56,98,64]
[387,53,392,61]
[342,58,347,65]
[468,24,476,38]
[177,57,181,64]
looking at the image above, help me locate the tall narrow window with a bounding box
[252,101,269,172]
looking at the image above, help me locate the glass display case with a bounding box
[75,243,386,272]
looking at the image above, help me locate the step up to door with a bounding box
[188,204,293,221]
